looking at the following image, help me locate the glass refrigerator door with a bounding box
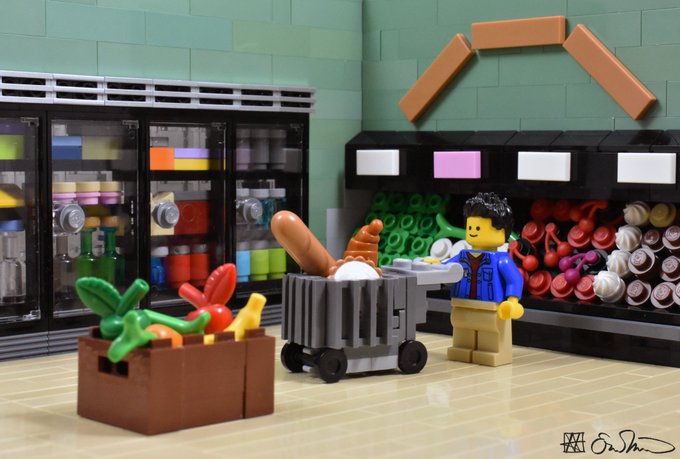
[234,122,305,288]
[50,119,139,317]
[0,118,40,324]
[148,122,226,308]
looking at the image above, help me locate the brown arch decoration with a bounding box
[399,16,656,122]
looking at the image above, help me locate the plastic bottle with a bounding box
[190,243,210,287]
[235,128,252,171]
[251,128,270,170]
[95,227,118,284]
[0,232,25,303]
[150,246,168,287]
[236,241,251,283]
[53,234,76,303]
[76,229,96,279]
[269,128,286,170]
[268,239,287,280]
[270,188,287,213]
[165,245,191,288]
[249,240,269,281]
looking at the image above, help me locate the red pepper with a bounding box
[181,263,236,334]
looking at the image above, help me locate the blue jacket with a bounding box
[445,250,523,302]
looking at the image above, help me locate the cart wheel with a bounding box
[281,342,305,373]
[398,340,427,374]
[315,348,347,383]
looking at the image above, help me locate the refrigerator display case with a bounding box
[0,117,41,332]
[0,72,314,359]
[233,122,306,302]
[147,121,227,311]
[49,117,139,322]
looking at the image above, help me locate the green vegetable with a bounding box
[76,278,149,339]
[145,309,210,335]
[108,310,155,363]
[76,277,213,362]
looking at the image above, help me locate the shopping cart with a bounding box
[280,260,462,382]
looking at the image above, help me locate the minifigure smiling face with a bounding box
[466,216,506,251]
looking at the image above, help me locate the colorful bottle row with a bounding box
[235,244,287,283]
[235,127,302,172]
[150,244,210,289]
[53,228,124,304]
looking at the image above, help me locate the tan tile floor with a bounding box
[1,327,680,458]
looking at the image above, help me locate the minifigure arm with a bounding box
[497,255,524,320]
[498,255,523,299]
[443,252,463,284]
[443,251,461,265]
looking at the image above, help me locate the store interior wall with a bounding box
[0,0,362,244]
[363,0,680,133]
[2,0,680,244]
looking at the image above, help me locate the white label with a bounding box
[617,152,676,184]
[517,151,571,182]
[356,149,400,176]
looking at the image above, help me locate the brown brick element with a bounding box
[564,24,656,120]
[398,33,474,122]
[77,327,274,435]
[471,16,566,50]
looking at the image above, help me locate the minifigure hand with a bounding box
[498,296,524,320]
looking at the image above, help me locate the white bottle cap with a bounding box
[251,188,269,199]
[270,188,286,198]
[151,246,169,257]
[170,245,191,255]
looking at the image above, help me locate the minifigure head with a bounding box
[463,192,514,250]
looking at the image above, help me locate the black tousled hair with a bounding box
[463,192,514,238]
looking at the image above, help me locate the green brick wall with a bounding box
[0,0,362,241]
[363,0,680,131]
[5,1,680,240]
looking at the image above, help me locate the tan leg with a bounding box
[472,317,512,367]
[448,302,476,363]
[448,327,475,362]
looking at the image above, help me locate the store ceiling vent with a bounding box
[0,70,315,113]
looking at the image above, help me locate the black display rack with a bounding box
[346,130,680,367]
[0,102,309,358]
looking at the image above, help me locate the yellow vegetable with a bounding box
[226,293,267,340]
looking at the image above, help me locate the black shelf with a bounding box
[149,170,224,181]
[512,320,680,368]
[53,159,130,170]
[428,288,680,327]
[522,297,680,327]
[235,170,303,181]
[236,279,283,295]
[0,159,34,170]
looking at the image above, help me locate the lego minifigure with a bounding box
[444,192,524,366]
